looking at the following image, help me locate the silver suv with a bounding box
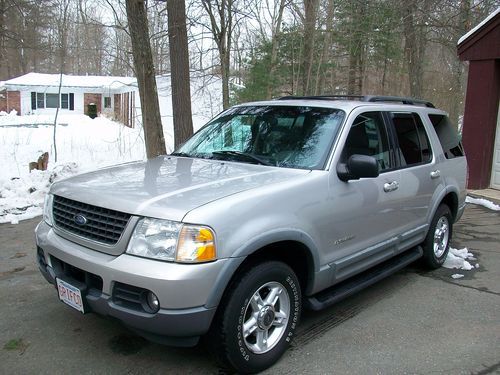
[36,96,467,373]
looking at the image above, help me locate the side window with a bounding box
[428,114,464,159]
[392,112,432,167]
[342,111,393,172]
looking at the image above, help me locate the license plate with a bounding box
[56,278,85,313]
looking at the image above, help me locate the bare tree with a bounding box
[0,0,5,73]
[125,0,166,158]
[302,0,319,95]
[52,0,70,163]
[314,0,335,95]
[402,0,431,98]
[167,0,194,149]
[201,0,234,109]
[346,0,368,95]
[267,0,287,98]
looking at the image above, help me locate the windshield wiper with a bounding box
[212,150,274,166]
[170,151,191,157]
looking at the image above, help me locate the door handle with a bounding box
[430,170,441,179]
[383,181,399,192]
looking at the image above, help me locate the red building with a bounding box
[458,8,500,190]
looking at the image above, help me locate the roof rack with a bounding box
[275,95,435,108]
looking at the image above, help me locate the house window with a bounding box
[104,96,111,109]
[37,93,45,108]
[61,93,69,109]
[46,94,60,108]
[31,92,74,110]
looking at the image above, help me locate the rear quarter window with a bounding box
[428,114,464,159]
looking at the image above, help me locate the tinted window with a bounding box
[176,106,345,170]
[341,112,393,172]
[392,112,432,167]
[428,114,464,159]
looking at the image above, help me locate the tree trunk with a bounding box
[266,0,286,99]
[167,0,194,149]
[302,0,319,95]
[0,0,5,75]
[402,0,428,99]
[314,0,335,95]
[220,45,230,109]
[347,0,367,95]
[126,0,166,158]
[201,0,232,109]
[449,0,471,127]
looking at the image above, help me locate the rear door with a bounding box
[387,111,443,250]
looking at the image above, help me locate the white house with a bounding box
[0,73,138,127]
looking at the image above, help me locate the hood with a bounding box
[51,156,310,221]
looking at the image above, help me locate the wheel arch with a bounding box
[204,232,318,309]
[441,190,459,221]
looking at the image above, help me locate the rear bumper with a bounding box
[35,221,223,346]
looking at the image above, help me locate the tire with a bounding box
[207,261,302,374]
[422,204,453,269]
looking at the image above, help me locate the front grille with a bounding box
[53,195,131,245]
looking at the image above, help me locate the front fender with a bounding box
[204,228,320,309]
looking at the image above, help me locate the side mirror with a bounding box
[337,154,379,182]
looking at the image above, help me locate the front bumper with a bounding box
[35,221,229,346]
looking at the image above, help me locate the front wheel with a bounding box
[208,261,301,374]
[422,204,453,269]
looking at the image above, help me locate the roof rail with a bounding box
[275,95,435,108]
[362,95,435,108]
[277,95,364,101]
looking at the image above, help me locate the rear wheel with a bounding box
[422,204,453,269]
[208,261,301,374]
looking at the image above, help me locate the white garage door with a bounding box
[491,103,500,190]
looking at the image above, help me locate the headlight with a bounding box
[43,194,54,226]
[126,218,216,263]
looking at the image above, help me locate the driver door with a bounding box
[325,111,403,281]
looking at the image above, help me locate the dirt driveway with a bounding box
[1,205,499,374]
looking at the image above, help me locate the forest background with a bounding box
[1,0,498,128]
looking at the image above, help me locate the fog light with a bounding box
[146,291,160,313]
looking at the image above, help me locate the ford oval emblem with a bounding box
[74,214,87,226]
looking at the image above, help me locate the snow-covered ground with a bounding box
[0,113,146,223]
[443,247,479,279]
[465,196,500,211]
[0,73,222,224]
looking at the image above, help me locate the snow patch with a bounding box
[0,73,223,224]
[0,114,146,224]
[0,163,82,224]
[466,196,500,211]
[443,247,477,273]
[451,274,464,279]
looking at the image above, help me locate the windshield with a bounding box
[175,105,345,170]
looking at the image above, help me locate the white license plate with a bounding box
[56,278,85,313]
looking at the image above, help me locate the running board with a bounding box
[305,246,423,311]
